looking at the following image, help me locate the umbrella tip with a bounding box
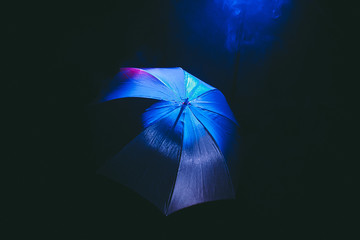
[182,98,190,106]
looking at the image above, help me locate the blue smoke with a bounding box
[167,0,293,96]
[213,0,292,51]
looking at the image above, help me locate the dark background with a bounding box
[5,0,356,239]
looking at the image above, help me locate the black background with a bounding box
[5,0,356,239]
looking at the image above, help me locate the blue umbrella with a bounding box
[97,67,240,215]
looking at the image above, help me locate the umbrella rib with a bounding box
[171,104,186,130]
[165,108,185,215]
[144,101,177,111]
[143,106,181,131]
[140,68,181,101]
[188,107,236,198]
[122,69,175,101]
[189,89,218,101]
[191,105,239,126]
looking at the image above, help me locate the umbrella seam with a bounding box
[185,71,201,99]
[164,110,185,216]
[143,102,180,128]
[142,106,181,133]
[163,68,188,215]
[188,107,236,199]
[113,68,179,101]
[190,105,239,126]
[163,67,188,214]
[189,89,218,102]
[140,68,182,101]
[121,75,175,101]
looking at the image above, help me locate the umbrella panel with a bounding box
[98,107,184,213]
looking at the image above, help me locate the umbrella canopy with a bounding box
[97,67,240,215]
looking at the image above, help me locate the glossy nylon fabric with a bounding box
[98,67,239,215]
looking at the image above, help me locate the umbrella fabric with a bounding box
[97,67,240,215]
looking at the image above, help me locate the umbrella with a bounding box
[97,67,240,216]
